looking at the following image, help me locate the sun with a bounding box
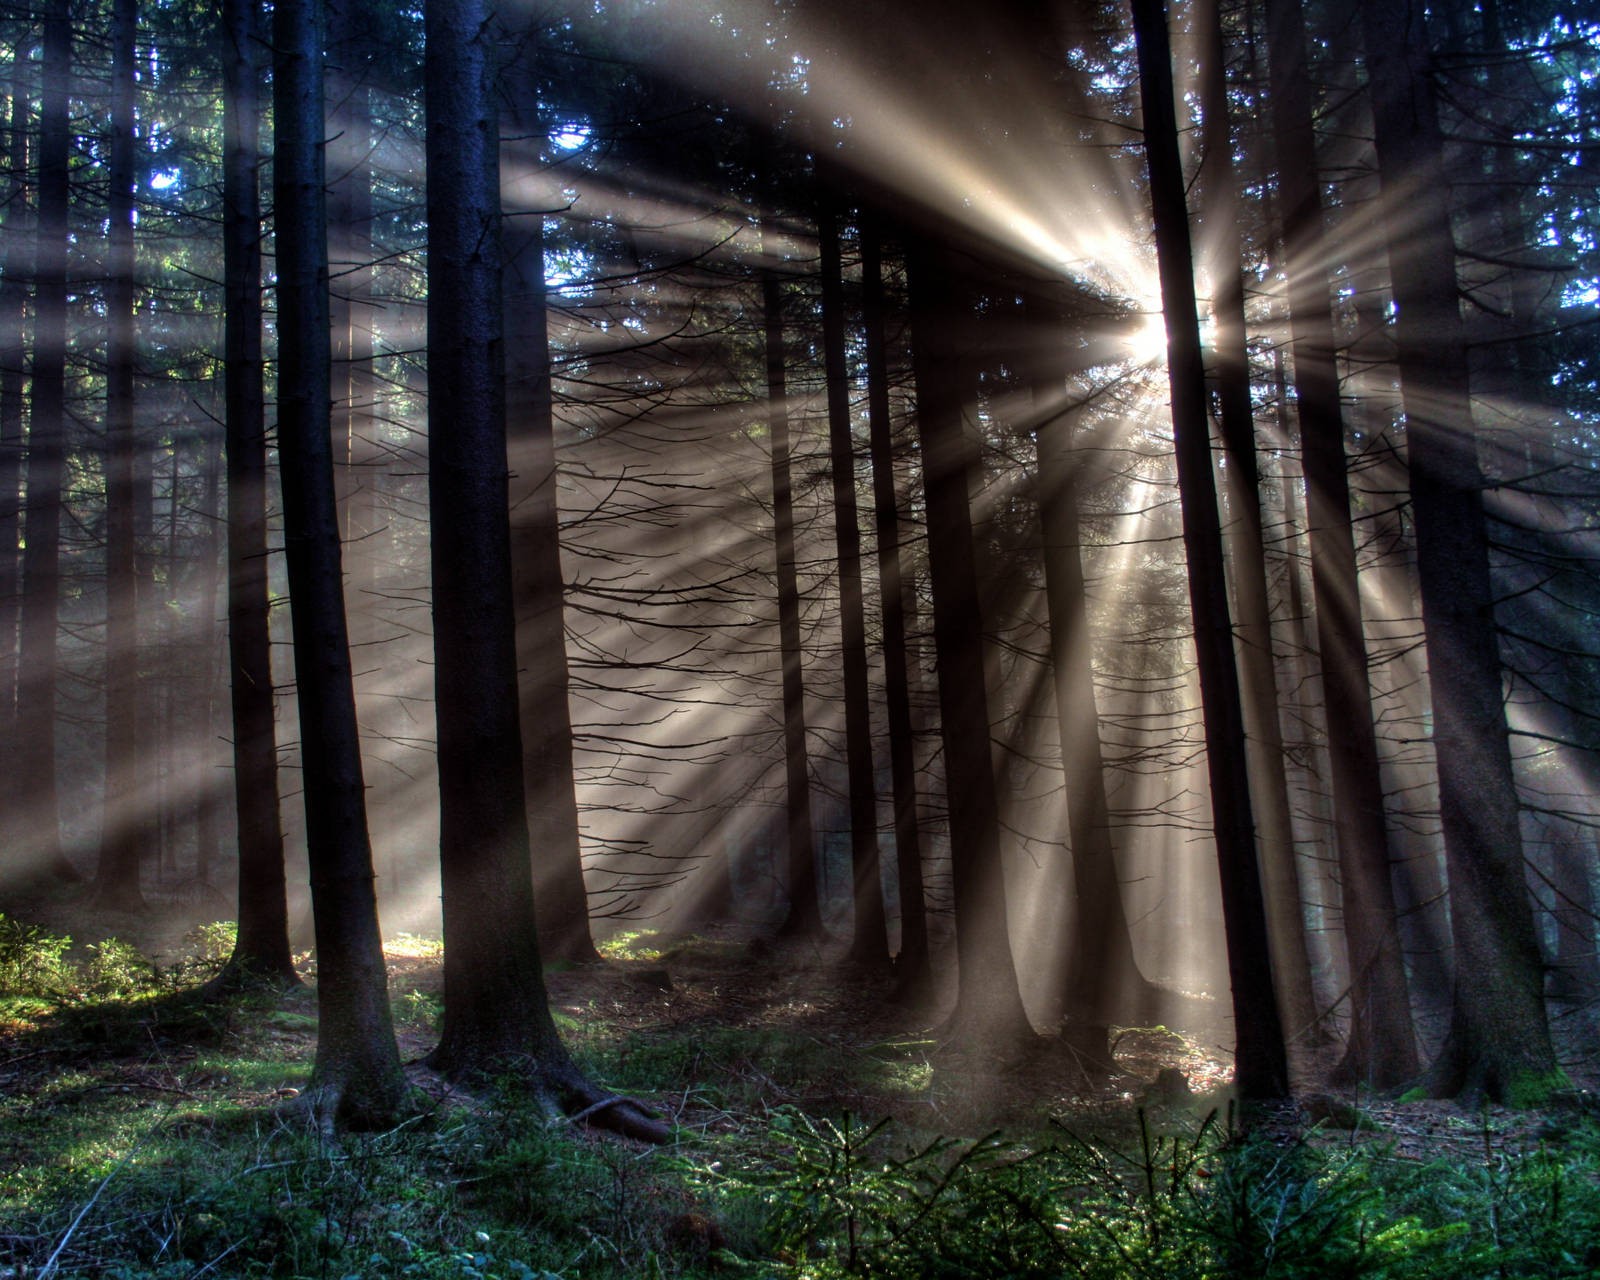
[1126,309,1170,365]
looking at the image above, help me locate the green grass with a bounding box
[5,923,1600,1278]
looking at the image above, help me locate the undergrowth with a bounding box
[3,919,1600,1278]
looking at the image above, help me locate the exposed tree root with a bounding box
[199,958,302,1001]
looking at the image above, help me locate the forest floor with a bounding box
[3,893,1600,1277]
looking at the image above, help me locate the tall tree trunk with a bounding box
[15,0,77,885]
[274,0,404,1126]
[1274,358,1351,1015]
[765,270,825,940]
[1197,0,1320,1048]
[1263,0,1418,1085]
[95,0,145,912]
[0,44,31,841]
[1356,0,1558,1102]
[1028,295,1159,1049]
[192,428,223,886]
[421,0,663,1141]
[210,0,297,990]
[1130,0,1288,1099]
[500,27,599,965]
[328,0,377,566]
[861,221,929,991]
[818,197,889,968]
[907,235,1034,1051]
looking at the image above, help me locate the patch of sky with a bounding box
[1562,278,1599,308]
[545,243,594,297]
[149,170,180,191]
[550,122,591,152]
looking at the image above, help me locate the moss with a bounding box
[1505,1068,1571,1109]
[1397,1086,1430,1104]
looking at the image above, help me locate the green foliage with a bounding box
[182,921,239,973]
[395,987,443,1031]
[84,937,160,997]
[0,913,75,1000]
[707,1109,1600,1279]
[7,928,1600,1279]
[0,917,242,1010]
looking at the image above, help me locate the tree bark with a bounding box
[1196,0,1320,1049]
[1027,295,1159,1047]
[861,221,929,991]
[95,0,146,912]
[0,43,30,844]
[274,0,405,1126]
[500,27,599,965]
[210,0,298,991]
[422,0,664,1141]
[14,0,77,885]
[1130,0,1288,1099]
[1263,0,1418,1085]
[1356,0,1557,1101]
[764,270,825,940]
[818,197,889,968]
[907,235,1034,1051]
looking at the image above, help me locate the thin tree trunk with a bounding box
[274,0,404,1126]
[1356,0,1557,1102]
[193,429,223,886]
[328,0,377,565]
[210,0,297,990]
[765,270,825,940]
[1197,0,1320,1048]
[817,197,889,968]
[0,44,31,840]
[500,27,599,965]
[15,0,76,885]
[861,221,928,991]
[907,235,1034,1051]
[1028,295,1159,1048]
[0,45,27,755]
[1263,0,1418,1085]
[95,0,145,912]
[1130,0,1288,1099]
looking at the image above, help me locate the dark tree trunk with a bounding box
[1027,295,1158,1047]
[1550,832,1599,1002]
[907,236,1034,1051]
[861,221,929,991]
[1130,0,1288,1099]
[273,0,404,1126]
[422,0,663,1140]
[95,0,145,912]
[209,0,298,991]
[0,47,26,761]
[1263,0,1418,1085]
[764,270,825,940]
[1274,363,1352,1015]
[500,28,599,965]
[817,198,889,968]
[1197,0,1320,1049]
[1356,0,1558,1102]
[0,44,30,836]
[192,429,223,886]
[15,0,76,885]
[328,0,378,567]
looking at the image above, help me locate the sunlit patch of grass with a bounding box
[597,928,667,962]
[386,931,445,959]
[863,1038,936,1096]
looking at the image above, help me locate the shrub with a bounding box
[0,913,74,999]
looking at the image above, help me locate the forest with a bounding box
[1,0,1599,1274]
